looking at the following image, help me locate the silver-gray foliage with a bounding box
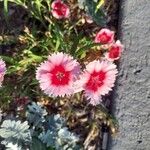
[0,120,31,147]
[47,114,66,130]
[26,102,47,127]
[39,114,80,150]
[56,127,79,150]
[4,142,22,150]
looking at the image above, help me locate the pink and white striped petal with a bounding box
[79,60,118,105]
[36,52,81,97]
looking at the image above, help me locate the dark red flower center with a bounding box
[53,2,68,16]
[98,32,111,44]
[50,65,70,86]
[85,71,106,92]
[109,46,120,59]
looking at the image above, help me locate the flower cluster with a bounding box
[50,0,123,62]
[95,28,123,61]
[36,28,123,105]
[0,1,123,149]
[0,28,123,106]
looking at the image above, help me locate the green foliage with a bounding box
[1,0,106,82]
[96,0,105,12]
[0,84,15,108]
[0,120,31,147]
[85,0,106,26]
[78,0,106,26]
[3,0,51,28]
[31,137,47,150]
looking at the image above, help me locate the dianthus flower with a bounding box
[94,28,114,44]
[80,60,118,105]
[105,40,123,61]
[36,52,80,97]
[0,59,6,87]
[51,0,70,19]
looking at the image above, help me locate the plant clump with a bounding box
[0,0,123,149]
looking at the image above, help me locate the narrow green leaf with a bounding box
[3,0,9,21]
[85,0,106,26]
[70,33,83,56]
[0,55,16,64]
[95,0,105,13]
[76,43,101,57]
[55,37,60,52]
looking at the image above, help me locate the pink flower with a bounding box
[94,28,114,44]
[105,40,123,61]
[36,52,80,97]
[80,60,118,105]
[51,0,70,19]
[0,59,6,87]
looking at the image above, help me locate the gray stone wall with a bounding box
[109,0,150,150]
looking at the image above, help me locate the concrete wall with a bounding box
[109,0,150,150]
